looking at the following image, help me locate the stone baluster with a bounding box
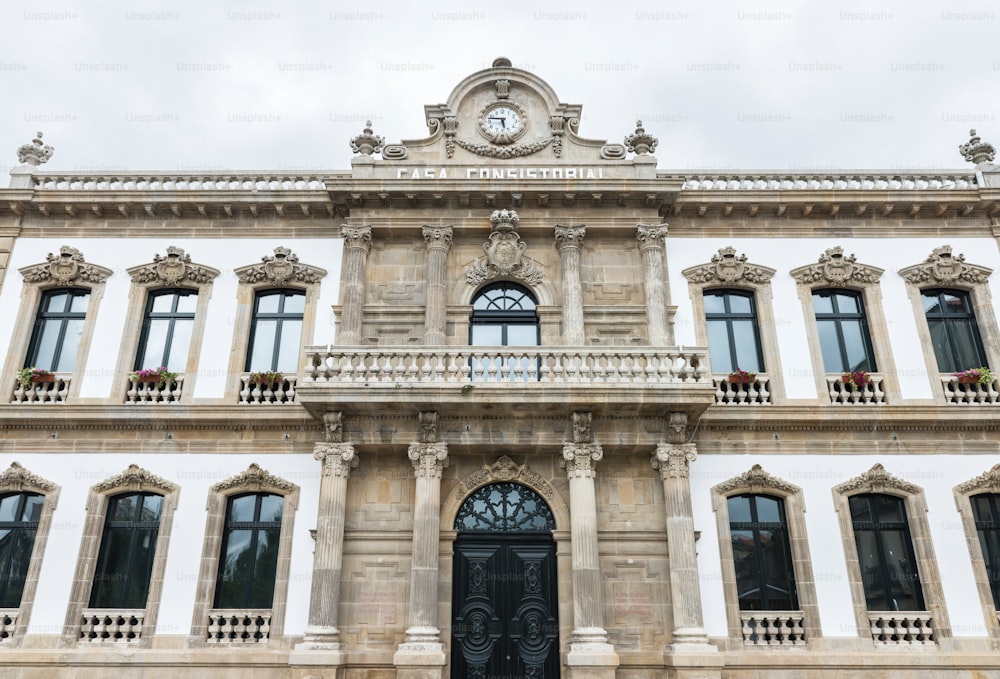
[394,412,448,677]
[636,223,670,346]
[555,224,586,345]
[338,225,371,345]
[422,225,453,345]
[561,412,619,677]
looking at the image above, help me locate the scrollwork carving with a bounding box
[341,225,372,251]
[834,463,920,495]
[956,463,1000,494]
[898,245,991,285]
[20,246,113,285]
[651,443,697,480]
[713,464,800,496]
[682,246,776,285]
[211,463,297,493]
[790,246,883,286]
[314,442,358,478]
[93,464,178,494]
[128,246,220,285]
[636,224,669,249]
[234,246,327,285]
[409,442,449,478]
[560,443,603,479]
[0,461,57,493]
[452,136,554,159]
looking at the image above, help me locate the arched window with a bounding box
[970,493,1000,609]
[704,289,764,373]
[214,493,284,609]
[0,493,44,608]
[454,482,555,533]
[812,289,877,373]
[25,288,90,372]
[135,289,198,371]
[469,283,539,347]
[727,494,797,610]
[89,492,163,609]
[921,288,988,373]
[245,289,305,373]
[848,493,924,611]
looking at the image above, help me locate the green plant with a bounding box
[461,384,475,394]
[129,366,178,387]
[17,367,51,388]
[954,367,994,384]
[249,370,284,387]
[842,370,872,390]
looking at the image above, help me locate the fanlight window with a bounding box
[454,482,555,533]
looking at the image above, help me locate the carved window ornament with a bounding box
[452,456,558,507]
[898,245,992,286]
[210,463,298,495]
[833,463,920,496]
[0,461,57,494]
[465,210,544,286]
[712,464,800,496]
[682,247,776,286]
[19,246,113,285]
[956,463,1000,495]
[92,464,178,497]
[234,247,327,286]
[127,246,220,286]
[790,246,884,286]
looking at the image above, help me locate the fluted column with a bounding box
[395,413,448,675]
[338,224,371,345]
[555,224,586,345]
[651,436,714,651]
[422,225,453,345]
[637,223,670,346]
[561,412,619,677]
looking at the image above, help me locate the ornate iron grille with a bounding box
[454,482,555,533]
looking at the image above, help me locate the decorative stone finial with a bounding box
[489,209,520,231]
[350,120,385,156]
[17,132,54,166]
[959,129,996,165]
[624,120,658,155]
[492,57,512,68]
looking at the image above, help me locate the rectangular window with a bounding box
[90,493,163,609]
[849,494,924,611]
[135,290,197,372]
[813,289,876,373]
[704,290,764,373]
[26,289,90,372]
[246,291,304,373]
[922,289,988,373]
[215,493,283,609]
[0,493,43,608]
[727,494,797,610]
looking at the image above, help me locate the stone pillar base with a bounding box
[288,647,346,673]
[295,625,343,651]
[666,643,723,679]
[669,626,717,654]
[566,640,620,679]
[393,642,446,679]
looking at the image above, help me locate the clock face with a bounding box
[484,106,522,134]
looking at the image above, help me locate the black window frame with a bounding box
[848,493,925,612]
[25,287,90,372]
[89,491,163,609]
[0,492,44,609]
[214,492,284,610]
[704,288,765,374]
[134,288,197,371]
[469,282,540,346]
[921,288,988,373]
[727,493,798,611]
[245,288,305,373]
[970,493,1000,610]
[812,288,877,373]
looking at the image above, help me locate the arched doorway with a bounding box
[451,482,559,679]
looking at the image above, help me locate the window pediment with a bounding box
[899,245,992,286]
[127,246,220,285]
[712,464,800,496]
[956,463,1000,494]
[0,461,57,494]
[211,463,297,495]
[19,246,112,285]
[234,246,326,286]
[791,246,883,286]
[834,463,920,496]
[682,247,775,286]
[92,464,178,496]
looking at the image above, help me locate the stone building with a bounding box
[0,57,1000,678]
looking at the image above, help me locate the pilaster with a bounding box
[338,225,371,345]
[637,223,670,346]
[555,224,586,345]
[422,225,453,345]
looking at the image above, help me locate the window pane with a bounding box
[249,526,280,607]
[69,293,90,313]
[471,325,502,345]
[111,494,140,521]
[841,320,873,372]
[706,320,734,373]
[259,494,283,522]
[276,320,302,372]
[90,527,133,607]
[256,294,280,314]
[166,319,193,371]
[43,291,70,313]
[229,496,257,523]
[151,294,175,313]
[31,320,61,371]
[816,320,845,372]
[730,529,761,607]
[834,293,859,314]
[880,529,923,610]
[175,292,198,313]
[53,318,84,372]
[217,529,253,608]
[727,496,751,523]
[812,293,834,314]
[506,324,538,346]
[141,495,163,521]
[755,497,781,523]
[949,321,986,369]
[0,496,20,523]
[140,320,170,368]
[728,294,752,314]
[282,293,305,314]
[0,529,35,608]
[249,320,278,372]
[703,294,726,314]
[730,321,762,373]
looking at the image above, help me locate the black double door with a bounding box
[451,533,559,679]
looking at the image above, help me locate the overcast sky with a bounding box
[2,0,998,176]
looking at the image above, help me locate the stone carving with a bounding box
[128,246,220,285]
[452,456,556,502]
[442,116,459,158]
[713,464,800,495]
[834,463,920,495]
[682,246,776,285]
[20,246,113,285]
[323,412,343,443]
[956,463,1000,494]
[571,411,592,444]
[554,224,585,249]
[790,246,883,285]
[341,225,372,251]
[419,411,439,443]
[314,442,358,478]
[94,464,177,494]
[495,78,510,99]
[408,442,449,478]
[234,247,327,285]
[0,461,57,493]
[560,442,603,479]
[636,224,669,249]
[452,136,554,159]
[666,412,688,444]
[624,120,658,155]
[899,246,991,285]
[211,463,297,493]
[382,145,408,160]
[465,210,544,286]
[17,132,53,166]
[350,120,385,156]
[959,129,996,165]
[422,225,453,250]
[651,443,697,480]
[600,144,626,160]
[549,116,564,158]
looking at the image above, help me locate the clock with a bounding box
[479,102,527,145]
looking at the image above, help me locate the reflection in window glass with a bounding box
[246,290,305,373]
[704,290,763,374]
[971,493,1000,609]
[215,493,284,609]
[136,290,197,372]
[921,289,987,373]
[0,493,43,608]
[727,494,797,611]
[812,290,876,373]
[848,494,924,612]
[26,289,90,372]
[89,492,163,609]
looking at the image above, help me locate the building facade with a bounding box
[1,58,1000,678]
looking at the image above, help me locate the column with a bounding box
[637,223,670,346]
[422,225,453,345]
[555,224,586,345]
[561,412,619,678]
[338,224,372,345]
[394,412,448,677]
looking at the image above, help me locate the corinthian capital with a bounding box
[636,223,669,250]
[651,443,697,480]
[341,225,372,251]
[314,442,358,478]
[561,442,603,479]
[422,225,453,250]
[408,442,449,478]
[554,224,586,250]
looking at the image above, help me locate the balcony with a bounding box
[825,373,886,405]
[238,373,297,404]
[297,346,714,419]
[942,375,1000,404]
[11,374,71,403]
[713,374,772,405]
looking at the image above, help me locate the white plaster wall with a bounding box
[1,453,319,637]
[667,237,1000,401]
[0,238,342,399]
[692,454,990,638]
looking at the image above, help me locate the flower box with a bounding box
[31,374,55,384]
[728,374,755,384]
[248,372,284,390]
[957,374,980,385]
